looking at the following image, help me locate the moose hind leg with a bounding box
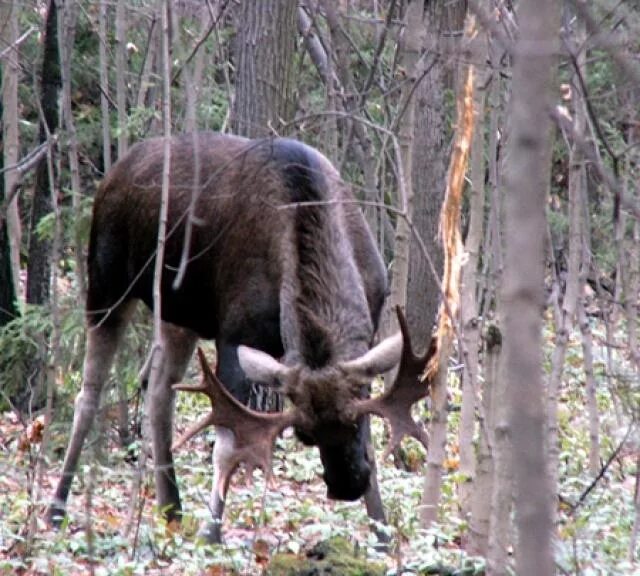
[48,306,133,527]
[146,322,197,523]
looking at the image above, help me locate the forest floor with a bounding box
[0,346,637,575]
[0,386,478,576]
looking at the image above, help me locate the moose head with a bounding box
[174,307,437,501]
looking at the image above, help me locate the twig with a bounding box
[0,139,55,227]
[567,424,634,515]
[170,0,230,85]
[567,0,640,88]
[0,25,36,60]
[550,105,640,221]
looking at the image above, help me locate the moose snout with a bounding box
[323,457,371,501]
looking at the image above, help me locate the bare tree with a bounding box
[26,0,59,308]
[404,0,447,344]
[481,30,513,571]
[1,0,21,295]
[98,0,112,172]
[421,23,475,528]
[385,0,426,336]
[58,0,86,301]
[458,16,488,525]
[115,0,128,158]
[0,76,19,328]
[501,0,559,573]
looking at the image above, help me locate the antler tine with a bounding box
[171,348,223,450]
[173,348,219,399]
[355,306,439,458]
[172,347,297,484]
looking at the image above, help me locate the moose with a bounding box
[47,133,434,542]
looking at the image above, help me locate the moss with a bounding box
[266,537,386,576]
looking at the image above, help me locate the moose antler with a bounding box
[353,307,438,458]
[173,349,296,493]
[173,309,437,494]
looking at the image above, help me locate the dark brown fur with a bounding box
[49,133,388,542]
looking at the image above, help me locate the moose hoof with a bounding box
[197,521,222,544]
[46,503,67,529]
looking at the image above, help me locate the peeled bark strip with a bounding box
[421,54,475,530]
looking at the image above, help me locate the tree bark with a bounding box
[1,0,21,297]
[231,0,296,138]
[21,0,60,414]
[26,0,60,307]
[385,0,425,337]
[548,6,588,513]
[502,0,559,573]
[486,328,512,576]
[458,18,487,526]
[484,38,511,576]
[0,76,19,327]
[115,0,128,158]
[421,41,474,530]
[58,1,86,301]
[98,0,112,172]
[405,0,447,345]
[469,323,499,556]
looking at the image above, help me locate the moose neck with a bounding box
[275,144,373,369]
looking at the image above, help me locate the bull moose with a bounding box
[47,133,434,542]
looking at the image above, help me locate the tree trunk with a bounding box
[26,0,60,308]
[231,0,296,138]
[385,0,425,336]
[115,0,128,158]
[458,19,488,526]
[548,7,588,517]
[405,0,447,344]
[484,37,512,575]
[502,0,558,573]
[578,298,600,475]
[58,1,86,301]
[0,79,19,328]
[98,0,112,172]
[469,324,499,556]
[486,329,512,576]
[421,35,474,529]
[1,0,21,298]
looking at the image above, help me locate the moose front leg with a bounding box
[198,427,235,543]
[146,323,198,524]
[196,342,247,543]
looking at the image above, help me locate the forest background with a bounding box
[0,1,639,575]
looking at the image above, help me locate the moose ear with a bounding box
[237,345,291,386]
[340,332,403,377]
